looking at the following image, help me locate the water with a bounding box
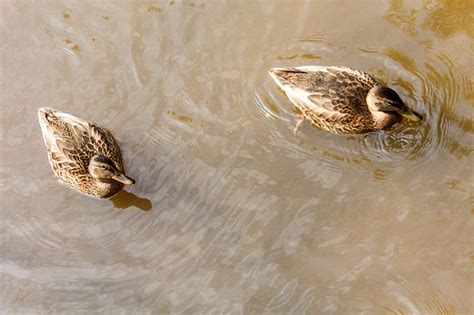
[1,0,473,313]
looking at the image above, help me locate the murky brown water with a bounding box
[1,0,473,313]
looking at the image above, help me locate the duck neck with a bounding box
[94,178,124,198]
[372,111,401,130]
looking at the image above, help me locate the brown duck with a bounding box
[38,107,135,198]
[269,66,422,134]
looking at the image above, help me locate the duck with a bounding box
[268,66,422,134]
[38,107,135,198]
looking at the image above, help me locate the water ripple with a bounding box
[2,1,473,313]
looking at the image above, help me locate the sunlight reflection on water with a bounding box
[1,0,473,313]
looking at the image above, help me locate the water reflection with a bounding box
[264,29,472,169]
[1,0,473,313]
[385,0,474,39]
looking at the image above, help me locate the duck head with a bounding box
[89,155,135,185]
[367,86,422,121]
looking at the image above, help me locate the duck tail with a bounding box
[268,67,302,90]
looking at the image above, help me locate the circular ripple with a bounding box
[263,38,465,172]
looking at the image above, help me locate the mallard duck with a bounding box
[269,66,422,134]
[38,107,135,198]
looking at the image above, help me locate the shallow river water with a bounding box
[1,0,473,313]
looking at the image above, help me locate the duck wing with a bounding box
[269,66,380,119]
[38,108,90,168]
[88,124,124,171]
[38,108,122,171]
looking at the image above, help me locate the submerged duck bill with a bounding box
[112,173,136,185]
[399,106,423,121]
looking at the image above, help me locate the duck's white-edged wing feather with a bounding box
[37,107,122,170]
[269,66,379,118]
[279,82,345,120]
[292,66,379,84]
[269,67,349,120]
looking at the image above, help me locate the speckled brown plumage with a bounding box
[269,66,402,134]
[38,107,129,198]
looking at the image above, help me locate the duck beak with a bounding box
[398,105,423,121]
[112,173,136,185]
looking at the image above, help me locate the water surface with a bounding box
[1,0,473,313]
